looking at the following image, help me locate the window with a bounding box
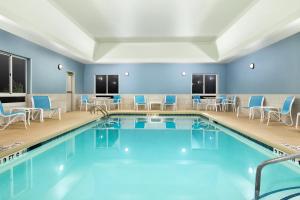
[192,74,217,94]
[12,57,26,93]
[0,53,10,93]
[95,75,119,94]
[0,52,27,96]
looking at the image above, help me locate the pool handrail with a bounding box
[254,152,300,200]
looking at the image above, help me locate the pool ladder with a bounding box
[254,152,300,200]
[90,103,109,117]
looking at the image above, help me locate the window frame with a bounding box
[94,74,119,95]
[191,73,218,95]
[0,52,27,97]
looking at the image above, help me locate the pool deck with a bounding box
[0,111,101,159]
[1,109,300,159]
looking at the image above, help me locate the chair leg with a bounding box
[267,112,271,126]
[58,108,62,120]
[24,115,27,129]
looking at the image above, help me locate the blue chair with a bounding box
[223,96,237,112]
[163,95,177,111]
[134,95,147,110]
[192,95,207,110]
[32,96,61,120]
[266,96,295,126]
[110,95,121,110]
[0,101,27,130]
[237,96,264,119]
[206,96,227,112]
[80,95,92,111]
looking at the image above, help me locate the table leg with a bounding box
[27,110,31,125]
[296,114,300,129]
[260,108,264,122]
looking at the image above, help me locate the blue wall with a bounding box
[84,63,227,94]
[226,32,300,94]
[0,29,84,94]
[2,28,300,95]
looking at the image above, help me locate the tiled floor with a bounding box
[1,109,300,159]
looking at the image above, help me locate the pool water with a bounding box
[0,116,300,200]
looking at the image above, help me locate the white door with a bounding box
[66,72,74,112]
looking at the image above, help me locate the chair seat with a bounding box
[2,111,25,116]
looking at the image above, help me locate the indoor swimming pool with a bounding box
[0,115,300,200]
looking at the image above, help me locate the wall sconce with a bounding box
[249,63,255,70]
[124,72,129,76]
[181,72,187,76]
[58,64,63,70]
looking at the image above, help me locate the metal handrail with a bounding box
[254,152,300,200]
[90,103,109,117]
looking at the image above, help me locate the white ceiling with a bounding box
[0,0,300,64]
[50,0,254,39]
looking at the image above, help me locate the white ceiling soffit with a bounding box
[0,0,300,64]
[0,0,95,63]
[217,0,300,62]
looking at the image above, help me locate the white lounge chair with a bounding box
[0,101,27,130]
[110,95,121,110]
[32,96,61,120]
[80,95,93,111]
[206,96,226,112]
[134,95,147,110]
[163,95,177,111]
[265,96,295,126]
[237,96,264,119]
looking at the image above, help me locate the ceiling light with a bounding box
[181,72,186,76]
[125,72,129,76]
[249,63,255,69]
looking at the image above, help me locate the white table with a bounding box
[11,107,43,125]
[149,101,162,110]
[296,112,300,129]
[93,97,112,110]
[259,106,280,122]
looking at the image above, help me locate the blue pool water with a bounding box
[0,116,300,200]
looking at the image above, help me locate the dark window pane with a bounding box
[205,75,216,94]
[12,57,26,93]
[0,54,10,93]
[107,75,119,94]
[95,75,107,93]
[192,75,203,94]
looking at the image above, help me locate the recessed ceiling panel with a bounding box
[49,0,254,39]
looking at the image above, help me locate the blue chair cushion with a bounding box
[281,96,294,114]
[135,96,146,104]
[113,95,121,103]
[249,96,264,107]
[33,96,51,110]
[81,95,89,103]
[165,95,176,104]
